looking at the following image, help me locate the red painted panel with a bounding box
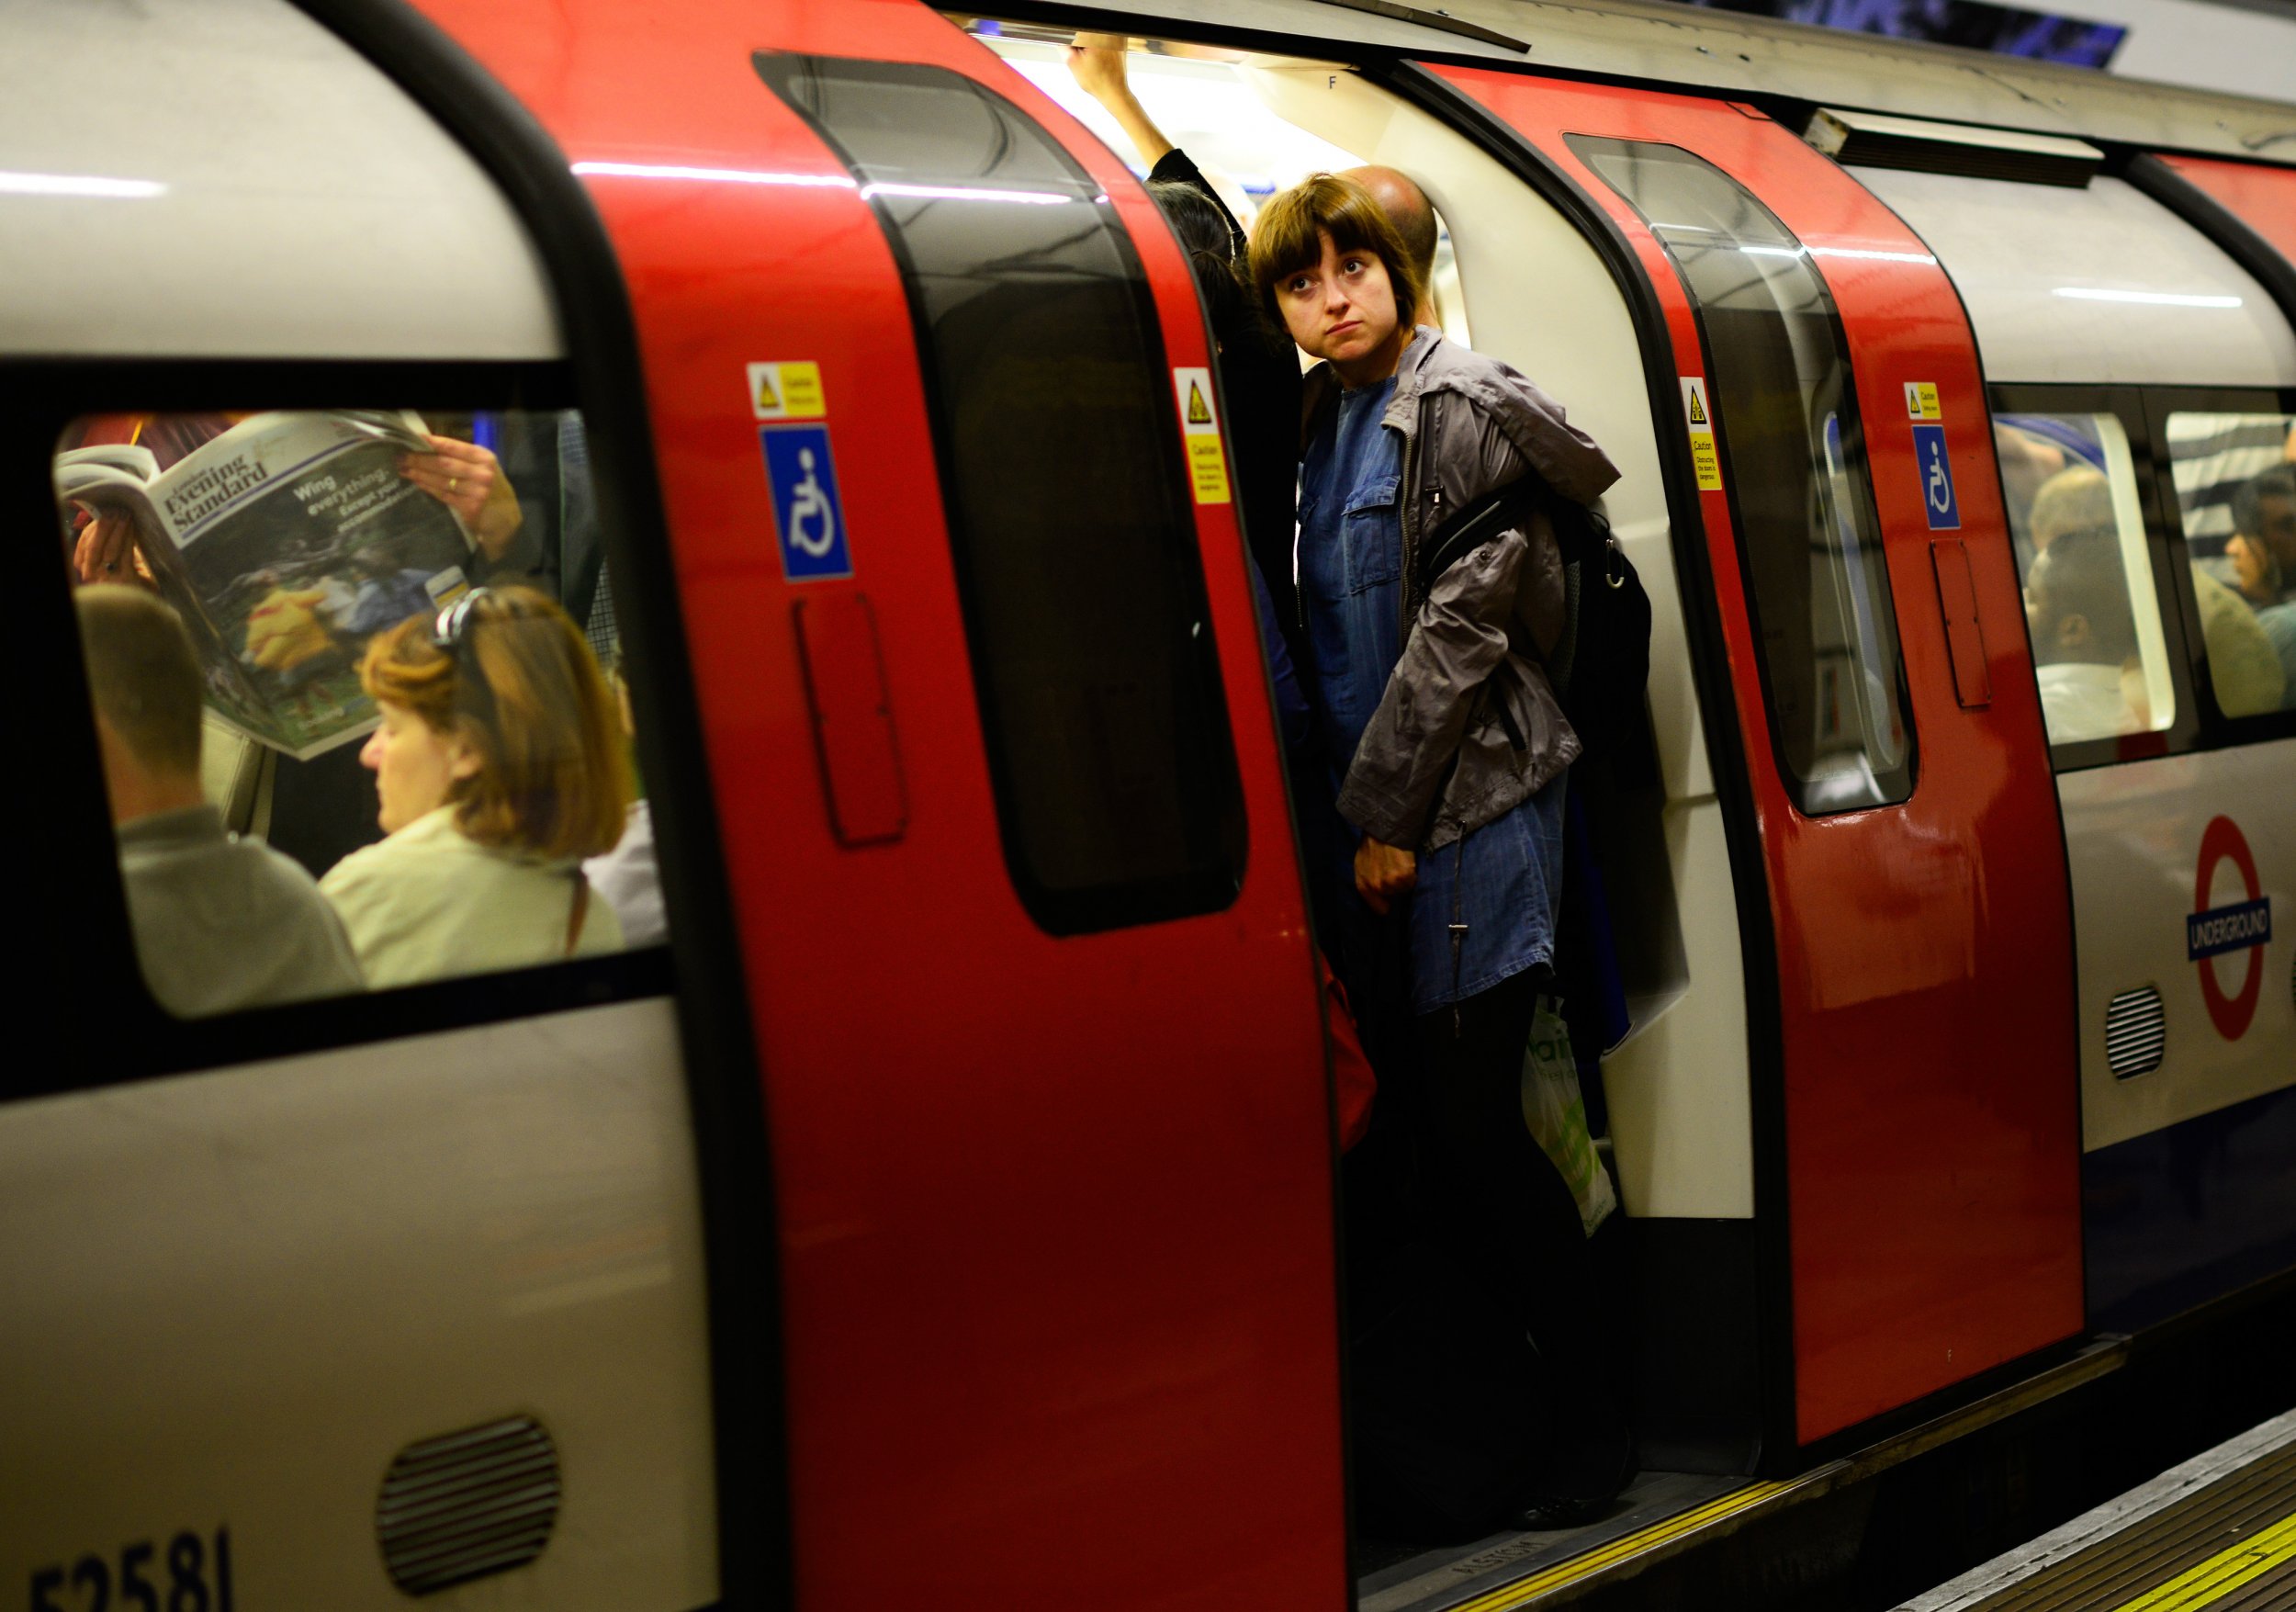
[1433,65,2084,1444]
[416,3,1344,1605]
[793,592,907,847]
[1930,542,1993,709]
[2157,153,2296,265]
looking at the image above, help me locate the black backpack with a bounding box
[1412,477,1652,763]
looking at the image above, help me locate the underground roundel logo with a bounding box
[2189,816,2273,1042]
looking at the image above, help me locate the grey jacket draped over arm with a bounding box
[1304,328,1620,851]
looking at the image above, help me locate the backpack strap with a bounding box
[1412,475,1545,603]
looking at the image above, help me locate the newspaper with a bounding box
[57,411,475,760]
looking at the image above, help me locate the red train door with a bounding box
[1422,67,2086,1450]
[402,1,1346,1606]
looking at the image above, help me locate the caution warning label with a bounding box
[1172,366,1231,504]
[1682,376,1722,491]
[748,360,826,421]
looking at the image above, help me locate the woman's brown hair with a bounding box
[360,585,630,861]
[1246,173,1426,336]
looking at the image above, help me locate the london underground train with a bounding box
[4,0,2291,1607]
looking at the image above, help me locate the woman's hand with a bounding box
[1065,33,1174,166]
[73,512,149,587]
[1354,836,1417,915]
[1065,32,1131,99]
[399,434,523,561]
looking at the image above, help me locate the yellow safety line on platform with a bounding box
[2110,1510,2296,1612]
[1447,1480,1800,1611]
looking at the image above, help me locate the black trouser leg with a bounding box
[1416,970,1631,1499]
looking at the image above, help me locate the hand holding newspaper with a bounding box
[57,411,478,759]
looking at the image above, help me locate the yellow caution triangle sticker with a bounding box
[1687,388,1707,425]
[755,370,781,411]
[1187,380,1213,426]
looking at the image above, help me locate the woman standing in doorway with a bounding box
[1251,173,1629,1523]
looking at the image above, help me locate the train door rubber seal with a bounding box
[1370,59,1799,1474]
[284,3,793,1607]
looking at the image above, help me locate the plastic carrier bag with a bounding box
[1523,999,1618,1237]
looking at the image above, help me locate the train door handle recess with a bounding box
[793,591,909,847]
[1929,539,1992,709]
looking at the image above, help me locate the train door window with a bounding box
[1567,137,1916,815]
[54,405,663,1020]
[1992,409,2183,746]
[756,53,1246,935]
[2159,408,2296,718]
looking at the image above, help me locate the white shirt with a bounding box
[2035,661,2136,744]
[584,799,665,948]
[321,806,622,990]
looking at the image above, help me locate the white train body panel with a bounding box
[2062,745,2296,1152]
[1855,167,2296,389]
[0,0,559,361]
[0,1000,718,1609]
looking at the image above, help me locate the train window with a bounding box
[54,407,663,1018]
[2161,410,2296,717]
[757,53,1246,935]
[1568,137,1916,815]
[1993,411,2182,744]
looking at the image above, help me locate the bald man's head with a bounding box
[1341,165,1437,289]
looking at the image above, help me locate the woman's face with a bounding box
[360,700,477,834]
[1275,228,1404,383]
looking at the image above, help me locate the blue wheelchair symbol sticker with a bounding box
[1912,423,1959,531]
[761,423,850,581]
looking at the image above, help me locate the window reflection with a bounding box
[758,54,1245,932]
[1570,137,1914,814]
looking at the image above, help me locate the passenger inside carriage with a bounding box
[75,584,364,1018]
[2026,529,2145,741]
[319,586,630,989]
[2225,464,2296,706]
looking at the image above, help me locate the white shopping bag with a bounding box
[1522,999,1618,1237]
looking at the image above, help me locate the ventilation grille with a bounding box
[1807,107,2102,188]
[377,1415,559,1596]
[2105,986,2167,1079]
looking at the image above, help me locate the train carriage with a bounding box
[4,0,2291,1608]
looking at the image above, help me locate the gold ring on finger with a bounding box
[448,476,461,494]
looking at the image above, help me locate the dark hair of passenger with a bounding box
[76,584,204,779]
[359,585,630,862]
[1246,172,1427,334]
[1146,179,1256,340]
[2032,530,2139,663]
[2230,462,2295,541]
